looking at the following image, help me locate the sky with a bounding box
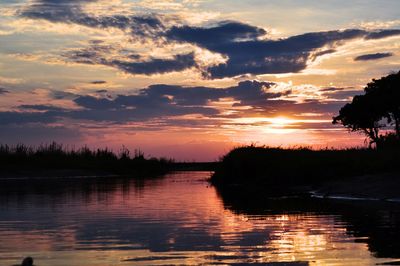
[0,0,400,161]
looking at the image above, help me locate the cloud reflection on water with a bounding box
[0,172,397,265]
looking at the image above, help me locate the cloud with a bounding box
[0,80,356,139]
[365,29,400,39]
[322,89,362,100]
[21,0,96,23]
[70,83,226,121]
[354,52,394,61]
[167,27,400,78]
[0,124,82,144]
[108,53,197,75]
[0,79,369,128]
[284,100,346,117]
[20,0,169,39]
[166,21,267,45]
[0,111,59,125]
[20,1,400,78]
[227,80,284,107]
[19,104,68,112]
[90,80,107,84]
[51,90,79,100]
[64,43,197,75]
[0,80,290,125]
[62,26,400,78]
[319,87,345,92]
[0,87,10,94]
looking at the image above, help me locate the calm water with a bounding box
[1,171,400,266]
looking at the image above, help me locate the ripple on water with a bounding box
[0,172,399,266]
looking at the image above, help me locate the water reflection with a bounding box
[0,172,399,265]
[217,185,400,261]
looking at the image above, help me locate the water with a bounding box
[0,171,400,266]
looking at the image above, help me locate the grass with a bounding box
[0,142,172,178]
[211,145,400,190]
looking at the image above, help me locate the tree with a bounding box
[333,71,400,148]
[364,71,400,137]
[333,94,383,146]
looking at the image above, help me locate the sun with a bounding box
[267,116,295,127]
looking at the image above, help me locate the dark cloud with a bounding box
[108,53,197,75]
[21,0,168,39]
[0,88,10,94]
[0,111,59,125]
[70,82,227,121]
[319,87,345,92]
[62,43,113,65]
[166,21,267,46]
[66,26,400,78]
[167,27,400,78]
[311,49,337,59]
[276,99,344,117]
[1,81,291,125]
[137,84,225,106]
[90,80,107,84]
[0,124,82,144]
[365,29,400,40]
[0,79,352,133]
[227,80,284,107]
[74,96,116,110]
[319,86,361,101]
[65,44,197,75]
[19,104,69,112]
[322,89,362,100]
[20,1,400,78]
[51,90,79,100]
[354,52,394,61]
[21,0,95,23]
[0,80,358,127]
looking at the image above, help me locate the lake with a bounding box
[1,171,400,266]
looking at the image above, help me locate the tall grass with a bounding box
[211,145,400,188]
[0,142,172,177]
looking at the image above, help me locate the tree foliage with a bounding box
[333,71,400,148]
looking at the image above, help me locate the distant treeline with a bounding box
[211,145,400,192]
[0,142,172,178]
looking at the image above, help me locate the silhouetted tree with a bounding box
[333,71,400,148]
[333,94,383,146]
[364,71,400,137]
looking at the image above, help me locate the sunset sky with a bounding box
[1,0,400,161]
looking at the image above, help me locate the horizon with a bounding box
[1,0,400,161]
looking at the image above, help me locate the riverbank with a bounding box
[211,146,400,201]
[312,172,400,201]
[0,143,221,179]
[0,143,171,178]
[0,163,219,179]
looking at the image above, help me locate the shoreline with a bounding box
[311,172,400,202]
[211,146,400,203]
[0,166,216,180]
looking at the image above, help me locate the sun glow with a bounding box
[231,116,295,126]
[267,116,295,127]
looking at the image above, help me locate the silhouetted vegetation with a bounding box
[333,71,400,148]
[211,145,400,194]
[213,72,400,194]
[0,142,172,178]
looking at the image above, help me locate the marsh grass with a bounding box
[0,142,172,177]
[211,145,400,189]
